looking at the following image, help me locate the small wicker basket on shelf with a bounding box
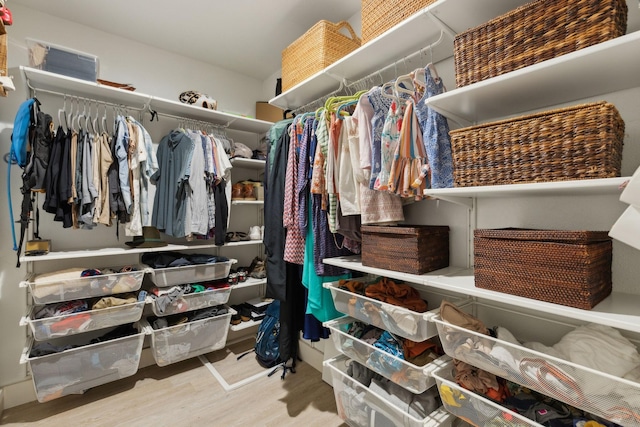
[281,20,360,92]
[454,0,628,88]
[360,0,436,45]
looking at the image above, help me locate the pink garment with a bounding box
[283,118,305,265]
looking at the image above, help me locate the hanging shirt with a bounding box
[152,129,194,237]
[124,120,142,236]
[187,130,209,237]
[131,118,158,226]
[339,115,360,216]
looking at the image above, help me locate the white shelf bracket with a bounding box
[428,195,473,210]
[423,9,457,40]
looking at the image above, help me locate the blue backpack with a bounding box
[254,300,281,369]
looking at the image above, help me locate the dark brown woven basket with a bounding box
[361,0,436,45]
[454,0,628,87]
[474,229,612,309]
[450,101,625,188]
[362,225,449,275]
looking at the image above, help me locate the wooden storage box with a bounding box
[361,0,436,45]
[449,101,624,187]
[281,20,360,92]
[361,225,449,275]
[454,0,627,87]
[474,229,613,309]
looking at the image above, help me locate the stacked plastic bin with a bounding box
[141,257,236,367]
[20,266,148,402]
[323,277,464,427]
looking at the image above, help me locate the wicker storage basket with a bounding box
[454,0,628,88]
[361,225,449,275]
[450,101,624,188]
[474,229,612,309]
[281,20,360,92]
[361,0,436,45]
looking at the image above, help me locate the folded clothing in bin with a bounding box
[142,252,229,268]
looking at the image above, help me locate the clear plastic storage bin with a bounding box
[22,299,145,341]
[325,278,466,341]
[22,326,145,403]
[149,259,235,287]
[23,266,147,305]
[433,301,640,426]
[27,38,99,81]
[149,286,231,317]
[143,307,233,366]
[432,360,538,426]
[324,355,454,427]
[325,316,446,394]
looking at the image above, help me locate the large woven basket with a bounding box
[361,0,436,45]
[450,101,624,187]
[454,0,627,88]
[474,229,612,310]
[361,225,449,275]
[281,20,360,92]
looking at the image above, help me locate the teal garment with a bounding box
[301,200,350,322]
[268,119,294,174]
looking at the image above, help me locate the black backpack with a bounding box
[254,300,281,368]
[237,300,292,378]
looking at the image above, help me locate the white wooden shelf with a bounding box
[230,158,266,170]
[232,278,266,290]
[21,67,274,134]
[230,200,264,206]
[229,319,261,332]
[18,242,225,263]
[426,30,640,125]
[269,0,530,110]
[323,256,640,335]
[425,177,629,200]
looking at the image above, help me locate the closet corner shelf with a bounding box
[18,242,225,263]
[426,30,640,125]
[229,318,262,332]
[230,158,266,169]
[232,278,267,291]
[268,0,535,110]
[230,200,264,206]
[20,67,273,134]
[424,177,629,200]
[323,256,640,335]
[222,240,263,247]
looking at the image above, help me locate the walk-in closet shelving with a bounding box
[269,0,533,111]
[17,66,273,396]
[273,0,640,425]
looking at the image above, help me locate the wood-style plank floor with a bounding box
[1,357,348,427]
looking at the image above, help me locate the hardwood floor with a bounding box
[1,357,348,427]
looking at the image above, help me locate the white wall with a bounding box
[0,3,266,397]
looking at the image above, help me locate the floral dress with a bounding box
[415,66,454,189]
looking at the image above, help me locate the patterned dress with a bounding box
[415,66,454,189]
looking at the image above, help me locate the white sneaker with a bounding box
[249,226,261,240]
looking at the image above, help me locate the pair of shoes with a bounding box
[225,231,250,242]
[248,257,266,279]
[232,181,257,201]
[231,304,252,322]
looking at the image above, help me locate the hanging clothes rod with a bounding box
[24,79,148,112]
[291,79,348,115]
[292,30,446,114]
[345,29,446,89]
[151,109,230,129]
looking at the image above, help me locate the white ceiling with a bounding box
[11,0,361,82]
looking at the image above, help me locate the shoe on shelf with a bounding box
[231,182,244,200]
[249,226,261,240]
[241,182,257,200]
[248,257,266,279]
